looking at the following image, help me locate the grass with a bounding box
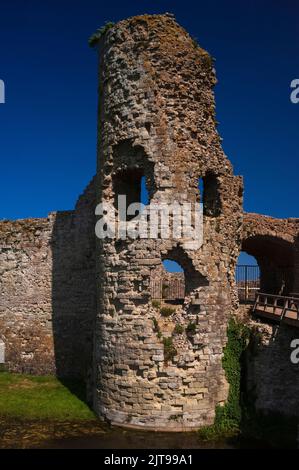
[151,300,161,309]
[163,337,177,363]
[152,317,162,339]
[160,306,176,317]
[88,22,114,47]
[186,322,197,335]
[173,324,184,335]
[0,372,95,421]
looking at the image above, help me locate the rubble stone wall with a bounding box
[236,306,299,420]
[246,321,299,419]
[0,178,96,378]
[0,216,55,374]
[94,14,243,430]
[0,13,298,432]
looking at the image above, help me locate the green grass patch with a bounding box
[186,322,197,335]
[0,373,95,421]
[152,300,161,309]
[163,337,177,364]
[173,324,184,335]
[152,317,162,339]
[160,307,176,317]
[88,22,114,47]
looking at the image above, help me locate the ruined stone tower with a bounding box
[93,13,243,430]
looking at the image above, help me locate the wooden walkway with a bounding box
[253,292,299,328]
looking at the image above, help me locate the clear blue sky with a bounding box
[0,0,298,241]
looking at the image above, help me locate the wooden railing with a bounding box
[253,292,299,326]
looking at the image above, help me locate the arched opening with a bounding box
[236,251,260,303]
[113,169,149,221]
[198,172,221,217]
[111,140,154,221]
[241,235,295,296]
[150,246,209,304]
[160,260,185,304]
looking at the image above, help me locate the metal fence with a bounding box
[150,265,260,303]
[236,265,260,303]
[150,279,185,301]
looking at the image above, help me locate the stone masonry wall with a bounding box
[247,321,299,419]
[236,306,299,420]
[0,216,55,373]
[0,178,96,378]
[239,216,299,420]
[93,13,243,430]
[0,12,298,432]
[243,213,299,243]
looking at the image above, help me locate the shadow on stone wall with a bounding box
[241,320,299,447]
[51,179,96,389]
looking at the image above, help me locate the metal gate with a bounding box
[236,265,260,303]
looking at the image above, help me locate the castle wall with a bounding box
[235,305,299,420]
[94,14,243,430]
[246,321,299,419]
[239,216,299,419]
[0,178,96,378]
[0,12,298,433]
[0,216,55,373]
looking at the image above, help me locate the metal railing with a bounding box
[150,278,185,301]
[236,265,260,303]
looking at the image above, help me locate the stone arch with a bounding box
[112,167,145,220]
[160,245,209,295]
[150,246,209,303]
[151,259,185,304]
[242,213,298,295]
[112,139,156,199]
[241,235,295,295]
